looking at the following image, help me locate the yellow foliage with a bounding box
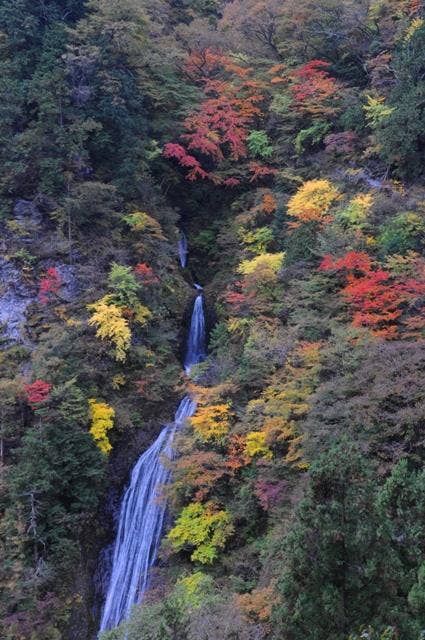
[123,211,165,239]
[404,17,424,42]
[227,317,252,336]
[336,193,374,228]
[351,193,374,214]
[189,382,238,405]
[238,226,273,254]
[111,374,126,390]
[238,252,284,276]
[366,235,377,246]
[391,179,406,195]
[236,254,285,311]
[167,501,234,564]
[246,342,321,468]
[363,95,394,128]
[176,572,213,608]
[190,404,232,441]
[238,253,284,296]
[245,431,273,459]
[133,302,152,325]
[87,295,131,361]
[287,179,340,227]
[66,317,82,327]
[88,399,115,454]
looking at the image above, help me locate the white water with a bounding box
[184,294,206,374]
[99,291,206,634]
[178,232,188,268]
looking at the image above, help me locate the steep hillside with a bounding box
[2,2,425,640]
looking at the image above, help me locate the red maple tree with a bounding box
[164,49,275,185]
[38,267,62,304]
[320,251,425,337]
[25,380,52,408]
[134,263,159,285]
[290,59,343,117]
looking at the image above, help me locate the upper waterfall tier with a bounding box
[178,232,188,269]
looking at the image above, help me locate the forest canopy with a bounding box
[1,1,425,640]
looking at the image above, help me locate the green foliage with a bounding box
[378,212,425,255]
[167,502,234,564]
[363,95,394,129]
[375,25,425,177]
[338,102,366,133]
[272,442,421,639]
[282,221,318,263]
[108,263,141,308]
[7,381,105,566]
[247,130,274,159]
[176,571,215,609]
[98,571,248,640]
[239,226,274,254]
[5,0,425,637]
[295,120,330,154]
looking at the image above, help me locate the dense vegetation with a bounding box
[1,1,425,639]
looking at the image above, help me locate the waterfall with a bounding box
[178,232,188,269]
[184,293,206,374]
[99,290,206,634]
[98,397,196,633]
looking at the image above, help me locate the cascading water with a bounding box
[99,283,206,634]
[184,293,206,374]
[98,397,196,633]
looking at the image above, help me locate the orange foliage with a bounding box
[174,451,228,501]
[287,179,340,227]
[290,59,343,117]
[262,192,277,213]
[248,162,278,181]
[190,404,232,441]
[134,262,159,284]
[320,252,425,337]
[172,435,248,503]
[164,49,274,186]
[410,0,423,15]
[223,281,254,313]
[268,63,286,75]
[236,585,278,622]
[225,434,250,473]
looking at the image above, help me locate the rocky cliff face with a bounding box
[0,256,34,344]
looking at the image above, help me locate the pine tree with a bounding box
[272,442,401,640]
